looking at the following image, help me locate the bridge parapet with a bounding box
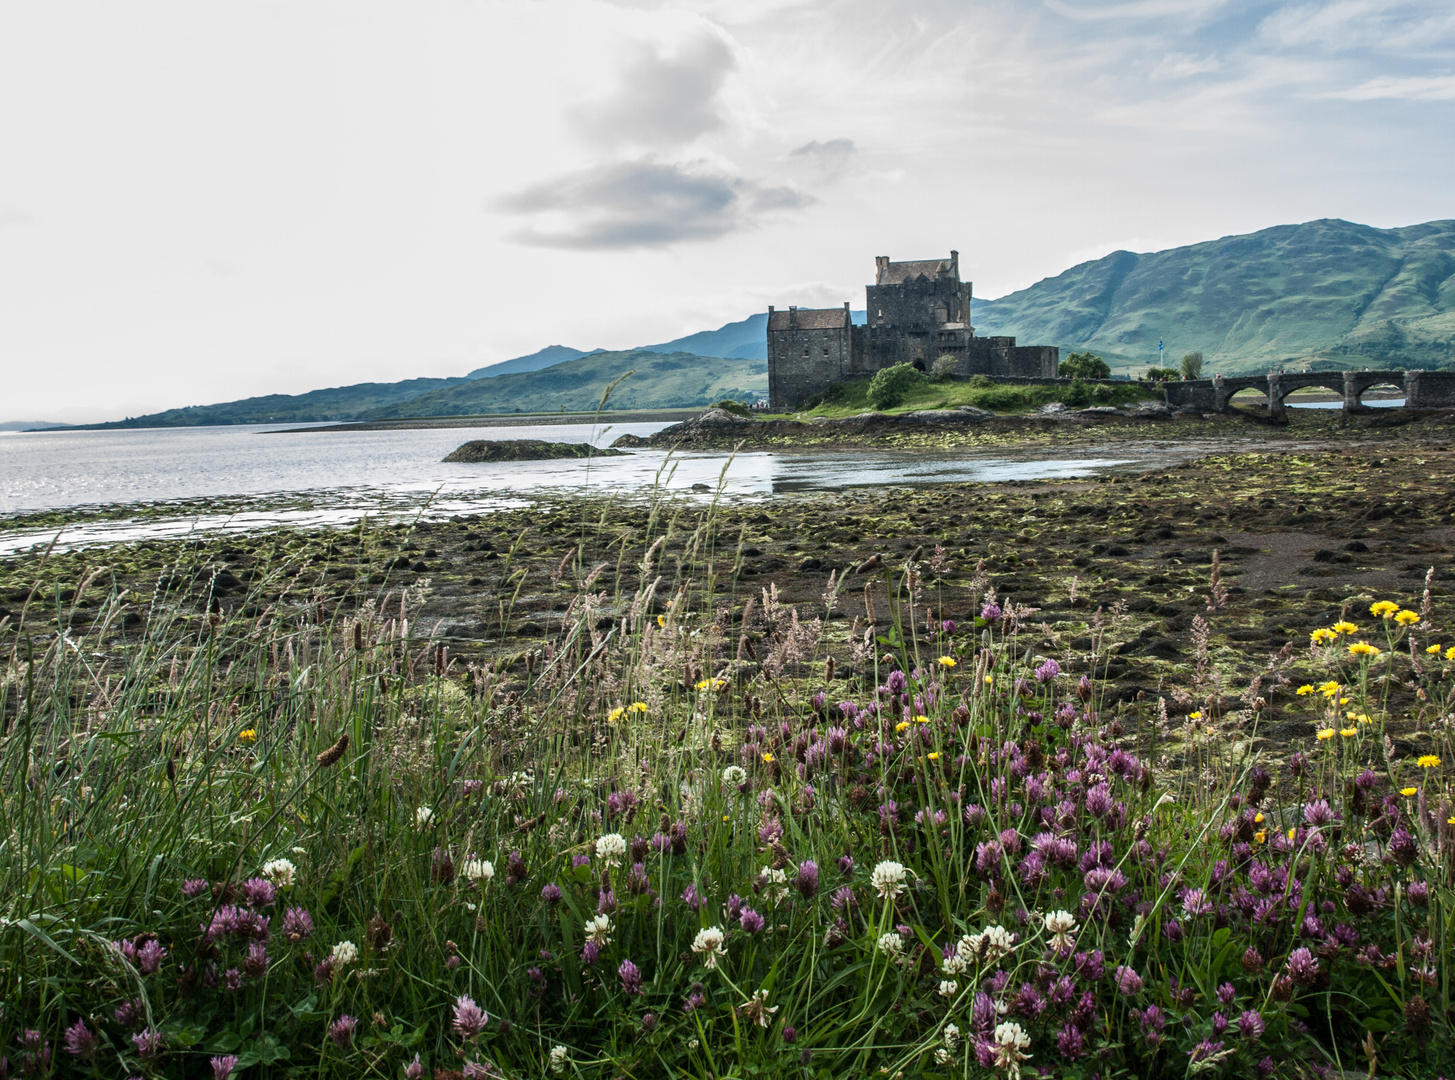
[1406,370,1455,409]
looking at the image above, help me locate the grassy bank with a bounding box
[780,375,1161,418]
[2,450,1454,1078]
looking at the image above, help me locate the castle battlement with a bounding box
[767,251,1058,409]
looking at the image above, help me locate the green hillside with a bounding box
[71,377,470,429]
[363,350,766,418]
[975,218,1455,374]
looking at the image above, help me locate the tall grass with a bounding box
[0,492,1451,1079]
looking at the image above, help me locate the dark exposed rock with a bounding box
[443,440,624,463]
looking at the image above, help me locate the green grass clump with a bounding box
[1,497,1452,1078]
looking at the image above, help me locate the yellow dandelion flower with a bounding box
[1348,641,1381,657]
[1426,644,1444,655]
[761,752,774,763]
[694,679,711,691]
[1254,830,1266,844]
[1395,609,1420,625]
[1340,728,1357,738]
[723,813,730,821]
[1254,812,1265,823]
[928,752,940,760]
[915,714,930,724]
[1447,645,1455,661]
[1400,787,1418,797]
[895,721,910,733]
[1339,697,1350,705]
[629,701,647,713]
[1331,621,1359,635]
[1316,729,1335,740]
[1188,711,1203,721]
[984,675,994,684]
[1416,755,1441,769]
[938,656,957,668]
[1354,714,1372,725]
[1287,828,1297,840]
[1310,628,1338,644]
[1296,684,1315,695]
[1319,681,1340,696]
[238,729,257,743]
[1370,600,1400,617]
[608,707,626,723]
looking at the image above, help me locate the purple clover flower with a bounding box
[1237,1011,1266,1040]
[211,1054,240,1080]
[1286,947,1320,986]
[740,908,766,934]
[453,995,489,1039]
[241,877,276,908]
[131,1028,165,1060]
[796,860,820,900]
[619,959,644,995]
[182,878,209,899]
[1114,965,1144,995]
[63,1020,97,1059]
[1034,658,1061,682]
[280,905,314,943]
[328,1016,357,1049]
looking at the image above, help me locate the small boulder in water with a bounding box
[443,439,625,463]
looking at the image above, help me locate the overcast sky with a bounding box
[2,0,1452,422]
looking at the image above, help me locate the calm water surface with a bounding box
[1,421,1172,553]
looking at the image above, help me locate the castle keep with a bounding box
[767,251,1058,409]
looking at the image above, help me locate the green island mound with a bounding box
[442,438,625,462]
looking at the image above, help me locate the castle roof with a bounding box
[767,307,851,331]
[877,257,956,285]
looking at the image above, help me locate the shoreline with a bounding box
[268,408,702,433]
[3,438,1451,765]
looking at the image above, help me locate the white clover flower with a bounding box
[942,952,968,976]
[1044,910,1077,951]
[876,932,904,957]
[721,765,746,786]
[870,860,907,900]
[959,925,1015,964]
[692,925,727,969]
[596,832,627,867]
[934,1048,953,1066]
[938,979,959,999]
[414,806,435,828]
[760,865,789,902]
[584,914,613,946]
[331,940,359,967]
[943,1023,961,1049]
[549,1044,569,1074]
[462,859,494,884]
[261,858,297,888]
[992,1021,1032,1075]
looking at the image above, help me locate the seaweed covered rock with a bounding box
[442,439,624,463]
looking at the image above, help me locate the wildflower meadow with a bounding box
[1,495,1452,1079]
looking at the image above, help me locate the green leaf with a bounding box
[205,1032,243,1054]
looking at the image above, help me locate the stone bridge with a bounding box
[1163,369,1455,418]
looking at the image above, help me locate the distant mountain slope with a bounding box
[70,377,471,429]
[637,310,867,360]
[637,314,769,360]
[466,345,601,379]
[974,218,1455,373]
[364,350,766,418]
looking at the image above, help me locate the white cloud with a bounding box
[1330,73,1455,100]
[570,30,737,149]
[497,158,810,248]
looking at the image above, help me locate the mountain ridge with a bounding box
[34,216,1455,428]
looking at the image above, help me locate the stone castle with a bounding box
[767,251,1058,409]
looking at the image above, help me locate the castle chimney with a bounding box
[875,255,889,283]
[950,250,959,279]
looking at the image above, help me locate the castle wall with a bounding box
[767,309,852,408]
